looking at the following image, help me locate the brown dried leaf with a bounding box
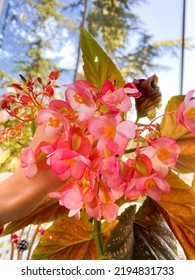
[32,214,97,260]
[157,170,195,259]
[3,199,68,235]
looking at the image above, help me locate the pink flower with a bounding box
[19,94,32,104]
[41,127,92,158]
[176,90,195,133]
[100,156,125,189]
[48,148,91,181]
[100,203,119,222]
[100,80,114,94]
[49,182,100,220]
[49,180,120,222]
[88,114,136,155]
[65,80,97,121]
[134,153,153,177]
[50,185,83,218]
[98,183,119,222]
[124,82,142,98]
[36,106,69,137]
[49,99,75,122]
[141,136,180,177]
[39,228,45,235]
[100,80,132,112]
[125,173,170,201]
[21,147,37,179]
[44,85,54,98]
[68,127,92,156]
[11,233,19,245]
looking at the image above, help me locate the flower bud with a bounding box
[133,75,161,120]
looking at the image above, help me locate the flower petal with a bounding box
[101,203,119,222]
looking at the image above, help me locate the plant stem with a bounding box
[27,225,40,260]
[10,235,15,260]
[30,108,37,136]
[31,120,37,136]
[93,219,104,258]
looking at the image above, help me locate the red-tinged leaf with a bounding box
[31,214,97,260]
[80,28,125,89]
[3,199,68,235]
[134,198,179,260]
[161,95,195,173]
[157,170,195,259]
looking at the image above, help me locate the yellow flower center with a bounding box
[157,148,170,161]
[48,117,60,128]
[144,179,157,189]
[185,107,195,119]
[73,93,85,104]
[67,158,76,166]
[104,125,116,139]
[72,133,81,152]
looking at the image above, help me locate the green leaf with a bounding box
[31,214,97,260]
[161,95,195,173]
[157,170,195,259]
[3,199,68,235]
[134,198,179,260]
[160,95,186,139]
[80,28,125,89]
[104,205,136,260]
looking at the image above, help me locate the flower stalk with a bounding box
[93,219,104,259]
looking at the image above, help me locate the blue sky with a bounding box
[134,0,195,112]
[0,0,194,112]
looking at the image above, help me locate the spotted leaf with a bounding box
[104,205,136,259]
[134,198,179,260]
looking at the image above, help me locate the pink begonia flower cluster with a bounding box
[176,90,195,133]
[20,79,184,222]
